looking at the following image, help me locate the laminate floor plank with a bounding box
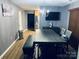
[2,30,34,59]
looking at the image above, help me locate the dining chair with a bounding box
[60,28,66,37]
[65,30,72,40]
[57,34,78,59]
[66,34,78,59]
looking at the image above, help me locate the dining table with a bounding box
[23,29,67,59]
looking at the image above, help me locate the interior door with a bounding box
[27,13,35,31]
[68,8,79,39]
[68,10,78,32]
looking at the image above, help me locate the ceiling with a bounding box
[10,0,78,10]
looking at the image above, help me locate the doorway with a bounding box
[27,13,35,31]
[68,8,79,39]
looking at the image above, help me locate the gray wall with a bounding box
[0,0,22,55]
[39,6,69,29]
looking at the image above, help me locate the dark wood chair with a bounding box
[67,34,79,50]
[57,34,79,59]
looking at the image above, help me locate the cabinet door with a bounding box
[39,43,56,59]
[56,43,67,54]
[46,44,57,59]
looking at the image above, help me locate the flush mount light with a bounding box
[47,10,50,13]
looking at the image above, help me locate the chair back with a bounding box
[60,28,66,36]
[67,34,79,51]
[65,30,72,39]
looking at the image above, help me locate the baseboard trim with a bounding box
[0,39,17,59]
[0,56,1,59]
[0,29,27,59]
[23,29,27,33]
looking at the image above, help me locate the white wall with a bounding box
[69,0,79,9]
[18,11,26,30]
[0,0,23,55]
[24,12,27,29]
[22,11,26,30]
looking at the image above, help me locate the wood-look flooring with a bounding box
[2,30,34,59]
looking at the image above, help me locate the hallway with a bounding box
[0,0,79,59]
[2,30,34,59]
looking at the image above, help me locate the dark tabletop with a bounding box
[24,29,66,48]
